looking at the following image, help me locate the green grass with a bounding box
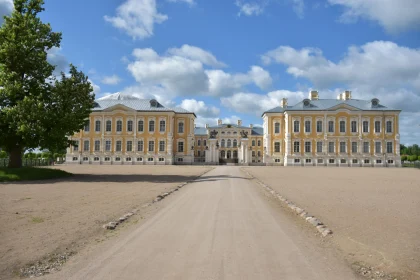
[31,217,44,223]
[0,167,72,182]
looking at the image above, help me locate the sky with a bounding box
[1,0,420,145]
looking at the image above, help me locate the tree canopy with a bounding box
[0,0,94,168]
[400,144,420,157]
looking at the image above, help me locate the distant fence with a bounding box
[0,158,59,167]
[402,161,420,168]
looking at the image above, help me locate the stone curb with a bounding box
[241,168,333,238]
[102,167,214,230]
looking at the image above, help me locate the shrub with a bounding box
[408,155,417,162]
[401,155,407,161]
[0,151,8,158]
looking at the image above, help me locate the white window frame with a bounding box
[350,119,357,133]
[386,141,393,154]
[274,120,281,134]
[328,119,334,133]
[127,119,133,132]
[274,142,280,153]
[115,140,122,152]
[316,119,323,133]
[83,140,90,152]
[351,141,358,153]
[293,120,300,133]
[304,119,311,133]
[375,141,382,154]
[328,141,335,153]
[363,141,370,154]
[304,141,311,153]
[339,141,346,153]
[95,119,101,132]
[138,119,144,133]
[293,141,300,153]
[94,139,101,152]
[386,119,393,134]
[148,118,155,133]
[159,119,166,133]
[177,140,184,153]
[339,119,346,133]
[105,139,112,152]
[178,120,185,134]
[374,120,381,133]
[126,140,133,152]
[159,140,165,152]
[362,119,369,133]
[105,119,112,132]
[116,119,123,133]
[316,141,323,153]
[137,140,144,152]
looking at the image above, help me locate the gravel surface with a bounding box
[244,166,420,280]
[0,165,211,279]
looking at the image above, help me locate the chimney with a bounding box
[280,98,288,108]
[217,119,222,126]
[309,90,319,100]
[337,93,343,100]
[237,120,242,126]
[205,124,209,128]
[343,90,352,100]
[249,124,253,128]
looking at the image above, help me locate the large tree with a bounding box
[0,0,94,168]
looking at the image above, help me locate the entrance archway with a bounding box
[227,150,231,159]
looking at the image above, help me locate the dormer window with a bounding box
[303,99,311,107]
[371,98,379,107]
[150,99,158,107]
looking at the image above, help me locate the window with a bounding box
[125,157,131,162]
[363,121,369,133]
[125,120,132,132]
[329,159,335,164]
[294,158,300,163]
[115,157,121,162]
[203,151,206,157]
[374,121,381,133]
[386,121,392,133]
[95,120,101,132]
[351,121,357,133]
[305,120,311,133]
[73,140,79,151]
[203,140,206,146]
[177,157,183,162]
[328,142,335,153]
[83,140,89,151]
[293,141,300,153]
[137,157,143,162]
[339,120,345,133]
[257,151,261,157]
[138,120,144,132]
[105,140,111,151]
[257,140,261,146]
[328,120,334,133]
[387,142,393,153]
[137,140,144,152]
[148,141,155,152]
[375,142,381,153]
[94,157,99,161]
[340,141,346,153]
[94,140,100,151]
[72,157,78,161]
[351,142,358,153]
[376,159,382,164]
[305,141,311,153]
[387,159,394,164]
[221,139,225,147]
[127,141,133,152]
[159,140,165,152]
[178,122,184,133]
[352,159,358,164]
[116,120,122,132]
[84,121,90,132]
[340,159,346,164]
[274,122,280,134]
[106,120,112,132]
[275,159,281,163]
[148,157,154,162]
[160,120,166,132]
[149,120,155,132]
[364,159,370,164]
[233,139,237,147]
[252,140,255,146]
[159,158,165,162]
[116,141,122,152]
[178,141,184,152]
[316,142,322,153]
[252,151,256,157]
[305,158,312,163]
[316,120,322,133]
[363,142,369,153]
[274,142,280,153]
[83,157,89,161]
[197,140,201,146]
[227,139,231,147]
[104,157,110,162]
[197,151,201,157]
[293,120,300,133]
[317,159,323,164]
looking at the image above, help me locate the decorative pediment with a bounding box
[103,104,136,112]
[327,103,360,111]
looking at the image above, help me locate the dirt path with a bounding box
[45,166,359,280]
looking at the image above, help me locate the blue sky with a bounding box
[1,0,420,144]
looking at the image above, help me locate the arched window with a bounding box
[221,150,226,158]
[227,139,231,147]
[274,122,280,134]
[197,139,201,146]
[178,122,184,133]
[160,120,166,132]
[252,140,256,146]
[138,120,144,132]
[221,139,225,147]
[233,139,237,147]
[127,120,133,132]
[116,120,122,132]
[95,120,101,132]
[227,150,231,159]
[257,140,261,146]
[233,150,238,158]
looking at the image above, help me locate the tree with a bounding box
[400,144,407,155]
[0,151,7,158]
[401,155,407,162]
[409,155,417,162]
[0,0,94,168]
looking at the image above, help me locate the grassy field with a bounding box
[0,167,72,182]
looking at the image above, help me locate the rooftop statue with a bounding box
[209,130,218,139]
[240,130,248,138]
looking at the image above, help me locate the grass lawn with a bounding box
[0,167,72,182]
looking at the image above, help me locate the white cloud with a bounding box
[327,0,420,33]
[399,112,420,146]
[167,45,226,68]
[261,41,420,98]
[127,46,272,97]
[167,0,195,5]
[101,75,122,85]
[89,80,101,96]
[47,47,68,76]
[104,0,168,40]
[235,1,266,16]
[0,0,13,23]
[291,0,305,19]
[179,99,220,118]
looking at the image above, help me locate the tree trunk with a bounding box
[8,147,23,168]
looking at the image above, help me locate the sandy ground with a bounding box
[0,165,211,279]
[43,166,359,280]
[243,166,420,279]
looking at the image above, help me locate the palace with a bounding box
[66,90,402,167]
